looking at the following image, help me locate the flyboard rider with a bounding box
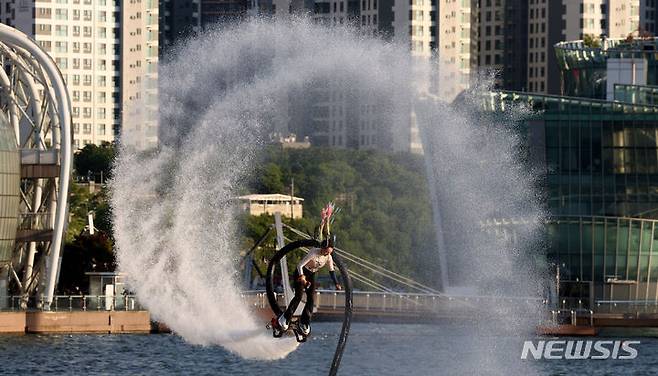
[273,203,343,337]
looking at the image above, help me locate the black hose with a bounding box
[328,252,352,376]
[265,239,353,376]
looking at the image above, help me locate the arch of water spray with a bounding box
[112,19,547,372]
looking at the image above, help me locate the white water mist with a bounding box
[112,19,418,360]
[112,17,547,372]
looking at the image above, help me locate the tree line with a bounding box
[61,144,441,293]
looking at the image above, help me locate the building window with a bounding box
[55,25,67,36]
[55,9,68,20]
[55,41,67,53]
[55,57,67,69]
[98,125,106,136]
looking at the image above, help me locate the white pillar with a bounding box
[0,266,8,309]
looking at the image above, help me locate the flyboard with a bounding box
[265,212,310,342]
[264,212,353,376]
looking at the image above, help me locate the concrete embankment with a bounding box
[0,311,151,334]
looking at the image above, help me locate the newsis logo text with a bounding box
[521,340,640,360]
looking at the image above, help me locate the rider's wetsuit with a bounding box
[278,247,339,329]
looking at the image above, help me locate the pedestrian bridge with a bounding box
[241,290,543,322]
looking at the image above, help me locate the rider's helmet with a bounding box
[320,234,336,249]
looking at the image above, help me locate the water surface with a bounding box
[2,323,655,375]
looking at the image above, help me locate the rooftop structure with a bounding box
[555,37,658,100]
[238,194,304,218]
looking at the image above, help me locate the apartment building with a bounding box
[609,0,656,38]
[201,0,250,26]
[438,0,477,100]
[1,0,158,149]
[160,0,200,54]
[475,0,531,92]
[122,0,159,151]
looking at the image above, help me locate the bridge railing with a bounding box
[239,290,543,315]
[0,295,144,312]
[1,291,542,315]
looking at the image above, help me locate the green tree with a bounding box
[58,233,115,294]
[243,146,440,288]
[74,142,115,182]
[583,34,601,48]
[256,163,286,193]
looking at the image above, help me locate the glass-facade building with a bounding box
[476,37,658,311]
[555,38,658,100]
[0,111,20,263]
[483,91,658,309]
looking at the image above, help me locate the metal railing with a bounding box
[240,290,543,316]
[593,300,658,315]
[550,308,594,326]
[0,295,144,312]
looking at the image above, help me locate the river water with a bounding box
[1,322,655,375]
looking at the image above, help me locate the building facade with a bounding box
[159,0,200,54]
[483,81,658,309]
[477,0,528,91]
[0,111,20,307]
[555,37,658,100]
[608,0,656,38]
[438,0,477,100]
[1,0,158,149]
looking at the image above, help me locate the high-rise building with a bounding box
[1,0,159,149]
[609,0,656,38]
[159,0,201,54]
[201,0,250,26]
[392,0,434,58]
[519,0,657,95]
[437,0,477,100]
[476,0,529,91]
[526,0,554,94]
[122,0,160,151]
